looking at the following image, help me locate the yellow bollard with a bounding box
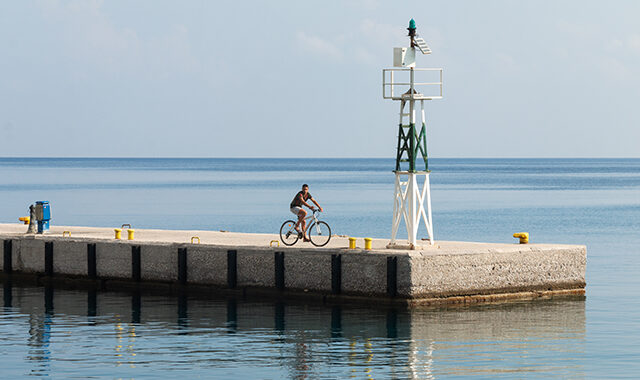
[62,231,71,237]
[19,216,30,225]
[364,238,372,250]
[191,236,201,244]
[270,240,279,247]
[127,229,135,240]
[513,232,529,244]
[348,237,356,249]
[114,228,122,240]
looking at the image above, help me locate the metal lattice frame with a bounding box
[388,71,435,248]
[390,172,434,247]
[395,100,429,172]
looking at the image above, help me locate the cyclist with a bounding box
[290,184,323,242]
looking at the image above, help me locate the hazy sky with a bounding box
[1,1,639,158]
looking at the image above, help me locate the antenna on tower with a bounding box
[408,18,432,55]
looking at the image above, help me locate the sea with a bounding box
[0,157,639,378]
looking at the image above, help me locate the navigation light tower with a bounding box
[383,19,443,249]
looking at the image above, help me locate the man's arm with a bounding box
[310,197,323,212]
[297,194,314,210]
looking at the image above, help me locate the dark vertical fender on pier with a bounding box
[227,250,237,288]
[131,246,141,282]
[87,243,97,279]
[178,248,187,284]
[274,252,285,290]
[331,254,341,294]
[386,256,398,297]
[45,242,54,276]
[3,240,12,274]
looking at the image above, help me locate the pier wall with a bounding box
[408,247,586,298]
[1,235,586,304]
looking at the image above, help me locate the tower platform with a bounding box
[0,223,585,306]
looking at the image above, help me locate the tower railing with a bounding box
[382,68,443,100]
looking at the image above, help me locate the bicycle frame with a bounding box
[292,210,320,232]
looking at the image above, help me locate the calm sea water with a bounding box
[1,157,639,378]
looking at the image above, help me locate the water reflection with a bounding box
[0,282,585,378]
[131,291,141,324]
[26,286,54,376]
[3,281,12,308]
[177,292,188,330]
[113,321,137,368]
[226,298,237,332]
[87,289,97,317]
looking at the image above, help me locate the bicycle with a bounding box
[279,210,332,247]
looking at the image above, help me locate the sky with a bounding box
[1,0,639,158]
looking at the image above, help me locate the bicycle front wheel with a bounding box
[280,220,300,246]
[308,221,331,247]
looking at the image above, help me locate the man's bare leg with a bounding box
[296,209,307,237]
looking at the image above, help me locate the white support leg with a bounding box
[425,173,434,244]
[388,172,435,249]
[390,175,401,244]
[407,173,417,247]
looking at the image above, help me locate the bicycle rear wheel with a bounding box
[308,221,331,247]
[280,220,300,246]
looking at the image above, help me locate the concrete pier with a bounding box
[0,223,586,305]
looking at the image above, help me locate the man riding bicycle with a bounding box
[290,184,323,242]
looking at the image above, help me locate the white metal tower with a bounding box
[383,19,443,249]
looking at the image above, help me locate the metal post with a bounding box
[407,67,418,246]
[410,173,418,246]
[390,175,400,244]
[425,173,434,244]
[410,67,415,95]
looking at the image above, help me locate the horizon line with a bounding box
[1,156,639,160]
